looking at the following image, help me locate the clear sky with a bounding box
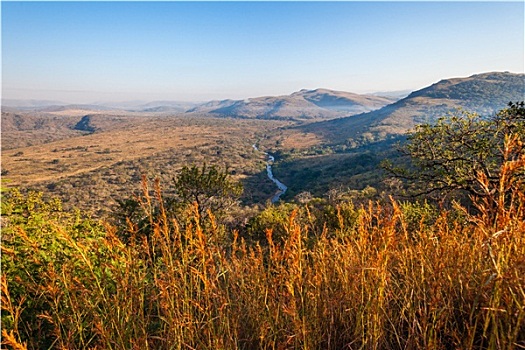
[2,1,524,103]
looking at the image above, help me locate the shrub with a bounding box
[2,151,524,349]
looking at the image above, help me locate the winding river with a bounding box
[253,144,288,203]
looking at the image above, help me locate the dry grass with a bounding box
[2,116,274,186]
[2,145,524,349]
[2,113,290,214]
[277,131,323,151]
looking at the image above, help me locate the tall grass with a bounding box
[2,139,524,349]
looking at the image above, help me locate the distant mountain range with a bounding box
[1,100,195,114]
[186,89,395,120]
[2,89,396,121]
[300,71,524,145]
[120,101,197,113]
[1,99,67,109]
[3,71,523,139]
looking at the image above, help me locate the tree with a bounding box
[383,102,524,213]
[172,163,243,219]
[113,164,243,243]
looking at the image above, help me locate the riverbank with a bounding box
[253,144,288,203]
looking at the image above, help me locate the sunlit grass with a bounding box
[2,139,524,349]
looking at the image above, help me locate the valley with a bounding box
[2,113,295,216]
[2,72,524,217]
[3,2,524,347]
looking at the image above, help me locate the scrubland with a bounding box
[1,113,291,215]
[2,157,524,349]
[1,101,524,349]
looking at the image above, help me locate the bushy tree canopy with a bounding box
[384,102,524,208]
[173,163,243,218]
[114,164,243,241]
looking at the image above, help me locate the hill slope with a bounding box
[302,72,525,145]
[187,89,393,121]
[296,88,394,113]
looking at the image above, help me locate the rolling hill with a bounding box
[187,89,394,120]
[300,72,525,145]
[2,71,524,210]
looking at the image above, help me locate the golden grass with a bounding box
[278,131,323,150]
[2,116,271,187]
[3,198,524,348]
[2,138,524,349]
[2,114,289,215]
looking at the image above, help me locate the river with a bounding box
[253,144,288,203]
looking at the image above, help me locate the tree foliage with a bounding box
[172,163,243,218]
[1,189,110,349]
[384,102,524,209]
[114,164,243,241]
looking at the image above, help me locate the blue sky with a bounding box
[2,1,524,103]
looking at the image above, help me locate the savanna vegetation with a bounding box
[1,103,524,349]
[1,114,289,216]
